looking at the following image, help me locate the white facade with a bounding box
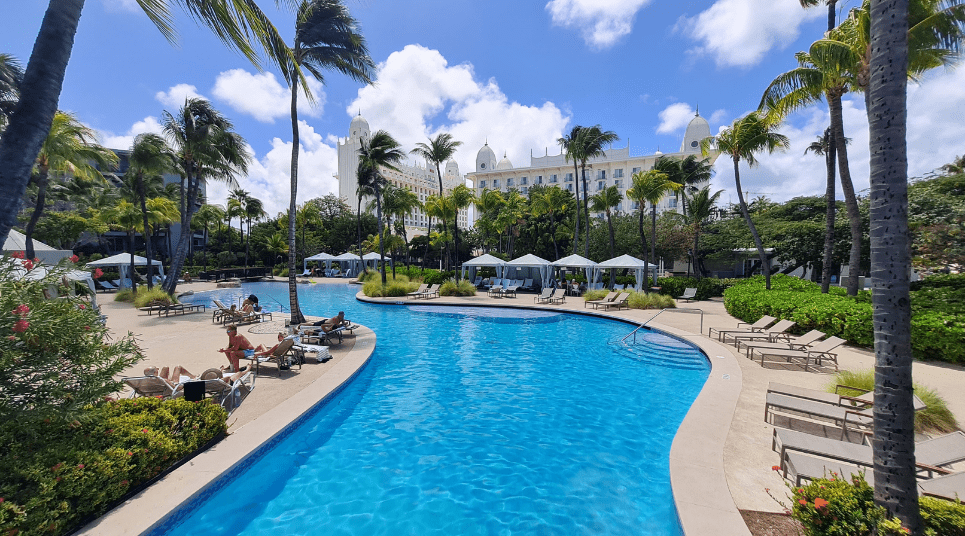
[336,113,468,237]
[467,114,719,221]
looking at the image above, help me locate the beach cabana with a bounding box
[552,254,598,286]
[3,229,74,265]
[86,253,165,289]
[505,253,553,289]
[461,253,507,283]
[362,251,390,271]
[332,252,362,277]
[303,252,335,273]
[592,254,655,292]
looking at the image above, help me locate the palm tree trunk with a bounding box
[829,91,862,296]
[422,216,432,271]
[164,174,199,294]
[572,161,580,254]
[651,204,657,287]
[550,213,560,260]
[25,169,50,260]
[0,0,85,246]
[693,226,702,280]
[868,1,920,531]
[733,156,771,289]
[128,230,137,293]
[638,208,648,266]
[606,211,615,258]
[375,187,387,286]
[435,163,449,271]
[137,172,154,289]
[821,128,837,293]
[581,164,590,257]
[288,80,305,324]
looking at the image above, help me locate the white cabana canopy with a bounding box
[592,254,655,291]
[505,253,553,288]
[303,252,335,272]
[461,253,508,282]
[86,253,164,288]
[5,258,98,308]
[553,254,598,287]
[333,252,362,277]
[3,229,74,264]
[361,251,390,271]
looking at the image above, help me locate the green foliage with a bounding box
[131,287,176,308]
[114,289,135,302]
[626,292,675,310]
[583,289,609,301]
[657,276,742,300]
[912,273,965,291]
[439,278,476,297]
[920,496,965,536]
[0,398,227,536]
[829,370,959,434]
[1,258,143,420]
[361,274,417,297]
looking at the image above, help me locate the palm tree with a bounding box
[683,186,724,279]
[701,113,789,289]
[449,184,475,276]
[263,232,289,269]
[244,196,266,268]
[357,130,404,285]
[127,133,174,288]
[804,130,839,293]
[161,98,250,294]
[228,188,250,263]
[25,111,117,259]
[295,202,322,263]
[473,189,505,254]
[868,0,920,530]
[192,204,224,273]
[572,125,619,257]
[0,0,299,248]
[625,170,682,286]
[285,0,374,324]
[529,186,571,260]
[411,133,462,269]
[225,196,244,258]
[590,185,623,258]
[653,154,713,215]
[98,200,146,291]
[381,184,421,266]
[557,126,584,254]
[0,53,23,132]
[493,190,526,259]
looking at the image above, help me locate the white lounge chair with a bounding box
[723,319,797,344]
[585,291,618,309]
[534,287,553,303]
[407,283,429,298]
[751,336,847,371]
[708,315,777,341]
[679,288,697,302]
[735,330,826,357]
[601,292,631,311]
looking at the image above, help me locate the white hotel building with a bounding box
[336,113,468,238]
[467,113,719,222]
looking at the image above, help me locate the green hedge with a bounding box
[656,277,743,300]
[723,275,965,363]
[0,398,227,536]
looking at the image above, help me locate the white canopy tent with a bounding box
[505,253,553,288]
[362,251,390,271]
[5,258,98,309]
[552,254,598,286]
[86,253,165,289]
[592,254,655,292]
[332,252,362,277]
[303,252,335,273]
[461,253,507,283]
[2,229,73,265]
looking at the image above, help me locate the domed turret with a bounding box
[680,112,711,154]
[349,111,370,141]
[496,152,513,170]
[445,160,460,177]
[476,142,497,172]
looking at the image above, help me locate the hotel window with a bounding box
[632,167,641,174]
[479,180,486,189]
[507,178,514,187]
[520,176,528,185]
[614,169,624,178]
[597,170,606,180]
[668,198,677,208]
[535,175,542,184]
[614,179,622,188]
[566,184,573,191]
[631,201,640,210]
[493,179,500,188]
[597,181,604,191]
[565,173,573,182]
[521,187,528,195]
[550,174,558,183]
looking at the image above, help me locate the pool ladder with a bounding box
[621,308,704,344]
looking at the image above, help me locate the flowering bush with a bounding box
[0,398,227,536]
[1,255,143,419]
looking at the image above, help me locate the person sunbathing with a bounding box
[307,311,346,332]
[252,332,292,358]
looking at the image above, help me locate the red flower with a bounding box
[51,463,62,472]
[12,320,29,333]
[7,335,15,341]
[797,488,804,494]
[121,480,129,486]
[142,429,148,433]
[814,498,829,510]
[0,497,4,502]
[127,451,133,456]
[12,304,29,317]
[11,251,24,259]
[77,464,85,469]
[93,268,104,279]
[70,255,79,263]
[771,465,781,472]
[78,304,86,310]
[84,326,91,331]
[22,260,34,270]
[798,499,807,505]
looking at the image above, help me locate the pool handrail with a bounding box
[622,308,704,343]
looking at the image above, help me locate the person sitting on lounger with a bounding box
[309,311,346,332]
[252,332,292,358]
[219,324,265,372]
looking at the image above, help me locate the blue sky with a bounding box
[5,0,965,216]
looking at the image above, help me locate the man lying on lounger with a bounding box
[305,312,348,332]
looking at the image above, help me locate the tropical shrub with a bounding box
[422,270,455,285]
[0,398,227,536]
[114,289,135,302]
[829,370,958,434]
[626,292,675,310]
[439,278,476,297]
[361,275,418,297]
[657,276,742,300]
[131,287,176,308]
[583,289,609,302]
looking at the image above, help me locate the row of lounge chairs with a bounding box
[123,368,255,415]
[709,316,845,371]
[533,288,566,304]
[584,291,631,310]
[766,382,965,501]
[139,301,207,317]
[407,284,440,299]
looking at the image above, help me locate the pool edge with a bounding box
[356,292,751,536]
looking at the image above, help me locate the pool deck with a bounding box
[78,278,965,535]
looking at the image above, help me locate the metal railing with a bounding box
[621,308,704,343]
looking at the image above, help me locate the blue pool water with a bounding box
[169,282,709,535]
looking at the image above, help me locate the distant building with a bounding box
[467,113,719,223]
[336,113,468,238]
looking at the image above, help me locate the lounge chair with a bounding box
[423,284,440,299]
[918,471,965,501]
[679,288,697,302]
[243,338,298,375]
[723,319,797,344]
[502,282,520,298]
[548,288,566,304]
[751,336,847,371]
[601,292,631,311]
[521,278,535,291]
[488,285,504,298]
[782,451,873,487]
[735,330,826,357]
[193,368,256,415]
[765,392,873,436]
[212,300,232,324]
[407,283,429,298]
[585,291,618,309]
[766,382,927,415]
[534,287,553,303]
[472,277,482,288]
[97,280,118,292]
[707,315,777,341]
[123,375,181,399]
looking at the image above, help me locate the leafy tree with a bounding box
[590,185,623,258]
[683,186,724,278]
[493,190,526,258]
[626,170,681,284]
[309,193,352,220]
[701,112,789,289]
[571,125,619,257]
[192,204,225,272]
[24,111,116,259]
[32,210,105,250]
[97,200,147,290]
[473,189,506,254]
[357,130,404,285]
[530,185,573,260]
[126,133,175,288]
[0,53,23,131]
[296,201,323,261]
[557,126,585,254]
[381,184,421,265]
[284,0,374,323]
[411,133,462,269]
[449,184,475,273]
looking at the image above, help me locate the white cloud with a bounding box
[101,0,139,12]
[708,65,965,205]
[212,69,325,123]
[347,45,570,180]
[677,0,822,68]
[656,103,696,134]
[155,84,206,109]
[545,0,653,48]
[96,116,164,150]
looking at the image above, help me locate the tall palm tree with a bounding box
[625,170,682,285]
[357,130,404,285]
[701,112,789,290]
[804,129,839,293]
[161,98,249,294]
[653,154,713,215]
[192,204,224,273]
[381,184,421,266]
[868,1,920,530]
[244,196,266,268]
[295,202,322,263]
[98,200,146,291]
[473,189,505,254]
[572,125,619,257]
[225,196,244,258]
[285,0,374,324]
[0,0,298,248]
[449,183,475,276]
[557,126,584,254]
[0,53,23,132]
[25,111,116,259]
[683,186,724,279]
[127,133,174,288]
[590,185,623,258]
[529,186,571,260]
[411,133,462,269]
[228,188,250,263]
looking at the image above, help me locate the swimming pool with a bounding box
[170,282,709,535]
